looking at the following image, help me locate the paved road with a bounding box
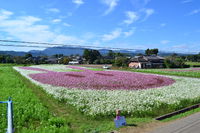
[149,112,200,133]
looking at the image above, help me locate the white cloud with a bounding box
[160,40,170,44]
[63,23,71,27]
[52,19,62,23]
[181,0,193,4]
[102,28,122,41]
[123,11,139,25]
[52,35,84,44]
[72,0,84,6]
[0,9,83,45]
[160,23,166,27]
[188,9,200,15]
[0,9,13,20]
[46,8,60,13]
[142,8,154,21]
[101,0,119,15]
[123,27,136,37]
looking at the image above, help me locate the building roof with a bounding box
[130,55,164,63]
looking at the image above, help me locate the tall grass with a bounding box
[0,66,73,133]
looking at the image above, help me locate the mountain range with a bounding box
[0,46,192,57]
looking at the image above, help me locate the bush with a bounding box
[164,57,188,68]
[113,57,128,67]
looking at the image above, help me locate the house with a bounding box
[129,55,165,69]
[46,57,58,64]
[68,56,83,65]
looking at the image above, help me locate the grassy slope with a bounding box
[0,65,151,133]
[162,107,200,122]
[111,67,200,78]
[0,66,73,133]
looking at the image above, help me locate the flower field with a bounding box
[19,65,174,90]
[14,65,200,117]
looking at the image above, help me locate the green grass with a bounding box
[0,66,73,133]
[87,68,105,71]
[119,68,200,78]
[186,62,200,66]
[162,107,200,122]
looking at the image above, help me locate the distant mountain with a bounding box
[0,51,27,56]
[41,46,86,56]
[0,46,194,57]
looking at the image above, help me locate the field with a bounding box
[128,67,200,78]
[0,65,72,133]
[0,65,150,133]
[186,62,200,66]
[15,65,200,116]
[2,64,200,132]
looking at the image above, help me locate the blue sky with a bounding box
[0,0,200,53]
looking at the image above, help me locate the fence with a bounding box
[0,98,14,133]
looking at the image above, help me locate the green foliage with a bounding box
[62,57,70,64]
[0,67,72,132]
[83,49,101,64]
[113,57,129,67]
[107,50,115,58]
[186,62,200,67]
[145,48,158,56]
[164,56,189,68]
[0,55,14,63]
[186,53,200,62]
[48,117,65,128]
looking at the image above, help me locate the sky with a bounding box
[0,0,200,53]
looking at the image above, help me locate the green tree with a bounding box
[62,57,70,64]
[107,50,115,58]
[113,57,129,67]
[164,56,188,68]
[0,55,5,63]
[25,53,32,59]
[83,49,91,63]
[145,48,150,56]
[145,48,159,56]
[83,49,102,64]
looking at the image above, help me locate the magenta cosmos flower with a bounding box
[19,66,175,90]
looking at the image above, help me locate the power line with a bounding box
[0,39,139,51]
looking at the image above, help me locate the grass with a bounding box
[186,62,200,66]
[112,67,200,78]
[0,66,73,133]
[161,107,200,122]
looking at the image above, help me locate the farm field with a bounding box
[15,65,200,117]
[0,65,151,133]
[2,64,200,133]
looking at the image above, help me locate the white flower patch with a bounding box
[14,66,200,117]
[31,64,80,72]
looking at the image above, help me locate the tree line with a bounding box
[1,48,200,68]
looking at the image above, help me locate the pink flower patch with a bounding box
[20,66,175,90]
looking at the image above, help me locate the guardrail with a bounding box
[0,97,14,133]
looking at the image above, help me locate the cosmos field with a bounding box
[14,65,200,117]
